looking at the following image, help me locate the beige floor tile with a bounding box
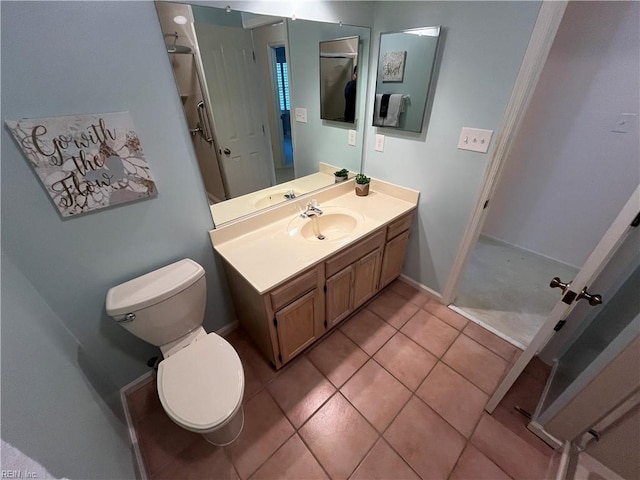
[471,414,552,480]
[400,309,460,357]
[367,289,420,329]
[225,390,295,479]
[416,362,488,438]
[153,437,239,480]
[423,302,469,331]
[384,396,466,479]
[307,330,368,388]
[299,393,378,480]
[340,308,395,356]
[249,435,328,480]
[341,359,412,432]
[350,438,419,480]
[449,444,512,480]
[463,321,519,360]
[226,329,277,400]
[442,335,508,394]
[267,357,335,428]
[373,332,437,391]
[127,378,162,421]
[136,408,201,476]
[388,279,432,308]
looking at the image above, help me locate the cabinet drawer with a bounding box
[270,268,317,311]
[387,212,414,240]
[325,230,385,278]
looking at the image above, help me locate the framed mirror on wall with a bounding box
[373,26,441,133]
[319,36,360,123]
[154,2,371,226]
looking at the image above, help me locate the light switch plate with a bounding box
[375,134,385,152]
[612,113,638,133]
[294,108,307,123]
[458,127,493,153]
[348,129,356,146]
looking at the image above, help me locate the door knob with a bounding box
[577,286,603,306]
[223,148,231,155]
[550,277,571,293]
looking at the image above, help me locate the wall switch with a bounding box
[348,129,356,146]
[612,113,638,133]
[294,108,307,123]
[375,134,385,152]
[457,127,493,153]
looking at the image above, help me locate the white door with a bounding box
[486,185,640,412]
[194,23,274,198]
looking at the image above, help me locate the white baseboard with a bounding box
[398,274,442,302]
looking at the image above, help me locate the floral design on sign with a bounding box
[6,112,157,217]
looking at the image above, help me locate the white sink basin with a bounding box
[287,207,364,242]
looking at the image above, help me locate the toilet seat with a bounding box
[157,333,244,433]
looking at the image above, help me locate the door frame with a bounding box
[441,1,568,305]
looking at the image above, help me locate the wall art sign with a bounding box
[6,112,157,217]
[382,50,407,82]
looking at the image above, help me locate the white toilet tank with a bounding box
[106,259,206,346]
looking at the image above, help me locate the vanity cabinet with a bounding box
[325,230,385,328]
[269,268,325,364]
[379,212,413,288]
[222,210,414,369]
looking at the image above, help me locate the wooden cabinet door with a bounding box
[326,265,354,328]
[380,230,410,288]
[353,249,382,308]
[274,289,321,364]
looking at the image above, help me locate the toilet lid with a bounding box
[157,333,244,432]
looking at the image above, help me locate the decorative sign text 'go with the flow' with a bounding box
[6,112,157,217]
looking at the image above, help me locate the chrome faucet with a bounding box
[300,200,323,218]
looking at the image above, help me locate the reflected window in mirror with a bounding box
[319,36,359,124]
[154,2,371,227]
[373,26,440,133]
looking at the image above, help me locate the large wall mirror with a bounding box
[155,2,370,226]
[373,26,440,133]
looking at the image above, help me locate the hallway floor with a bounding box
[454,235,579,348]
[126,279,554,480]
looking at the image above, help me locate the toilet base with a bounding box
[202,405,244,446]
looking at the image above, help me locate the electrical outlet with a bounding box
[375,134,385,152]
[457,127,493,153]
[294,108,307,123]
[348,129,356,146]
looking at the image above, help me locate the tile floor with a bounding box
[127,279,555,480]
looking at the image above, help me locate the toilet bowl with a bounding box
[106,259,245,445]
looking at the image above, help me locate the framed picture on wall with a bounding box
[6,111,157,218]
[382,50,406,82]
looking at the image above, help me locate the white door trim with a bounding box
[441,1,568,305]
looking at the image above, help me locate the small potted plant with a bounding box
[334,168,349,183]
[355,173,371,196]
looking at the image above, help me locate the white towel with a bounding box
[373,94,405,127]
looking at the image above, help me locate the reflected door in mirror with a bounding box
[319,36,359,123]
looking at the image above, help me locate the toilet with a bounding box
[106,258,245,446]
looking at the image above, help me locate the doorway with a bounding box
[271,45,294,184]
[450,1,639,349]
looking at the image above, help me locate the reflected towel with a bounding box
[373,94,405,127]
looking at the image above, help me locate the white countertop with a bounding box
[210,179,419,294]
